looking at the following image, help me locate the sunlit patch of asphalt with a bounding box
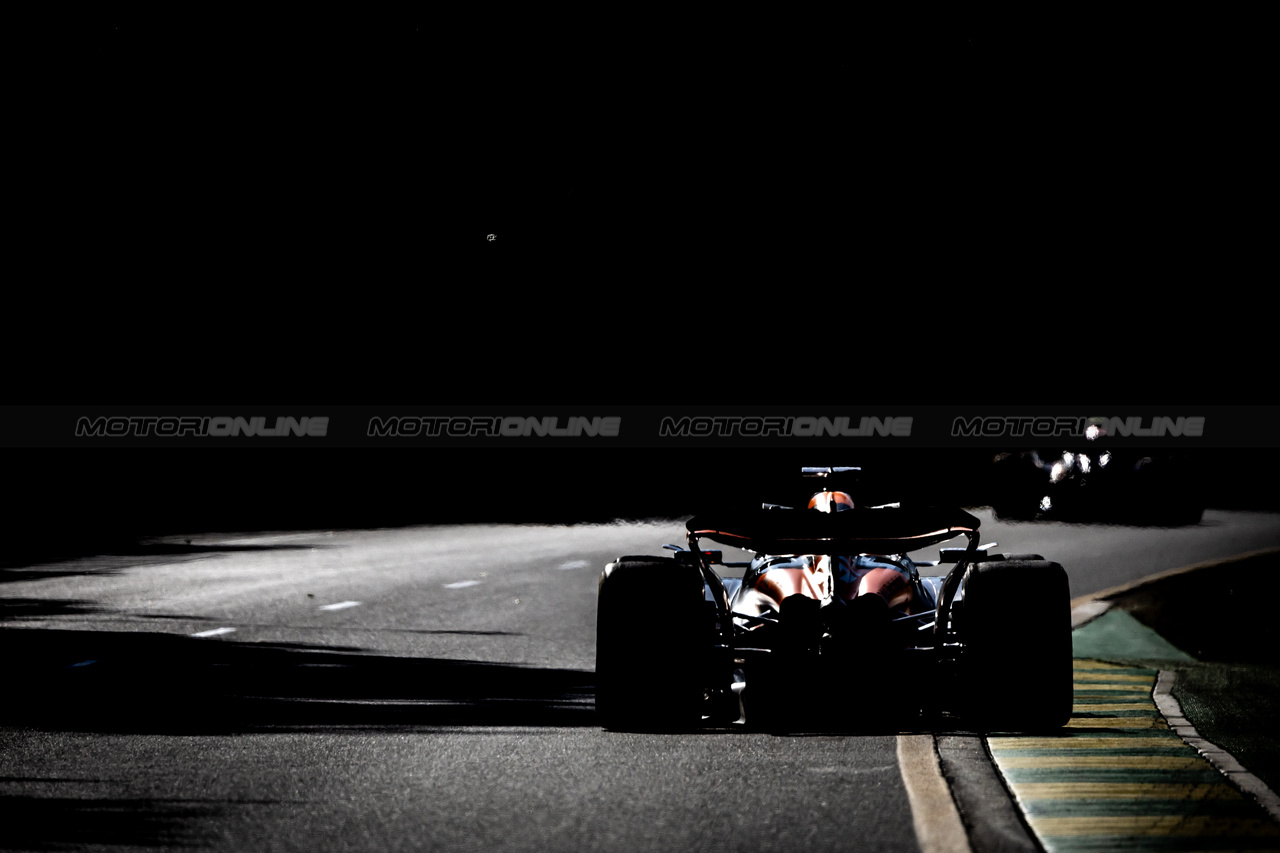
[190,627,237,638]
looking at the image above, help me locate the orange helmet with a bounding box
[808,490,855,513]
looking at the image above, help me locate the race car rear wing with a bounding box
[686,505,983,651]
[685,506,980,556]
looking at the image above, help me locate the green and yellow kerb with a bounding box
[988,660,1280,852]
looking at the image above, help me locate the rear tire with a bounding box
[957,560,1072,730]
[595,558,712,731]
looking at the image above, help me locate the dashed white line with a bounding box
[318,600,362,611]
[191,627,237,638]
[443,581,481,589]
[558,560,589,570]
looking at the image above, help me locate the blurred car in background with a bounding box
[990,449,1206,525]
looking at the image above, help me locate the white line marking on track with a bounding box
[318,601,362,611]
[558,560,589,570]
[1071,599,1112,628]
[898,734,972,853]
[191,627,237,637]
[443,581,481,589]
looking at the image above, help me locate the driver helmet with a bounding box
[808,490,855,513]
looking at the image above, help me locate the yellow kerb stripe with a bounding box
[1027,815,1280,837]
[989,737,1184,750]
[1066,717,1168,729]
[996,756,1210,770]
[1012,782,1243,800]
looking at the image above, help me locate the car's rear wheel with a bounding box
[956,559,1072,730]
[595,558,712,731]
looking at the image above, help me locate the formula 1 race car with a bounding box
[596,468,1072,733]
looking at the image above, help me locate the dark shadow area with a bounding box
[0,449,983,568]
[0,626,595,734]
[0,794,227,851]
[12,445,1280,545]
[0,599,103,619]
[1101,550,1280,794]
[5,448,1275,568]
[2,540,325,573]
[0,566,129,583]
[1104,550,1280,665]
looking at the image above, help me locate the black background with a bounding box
[5,12,1274,562]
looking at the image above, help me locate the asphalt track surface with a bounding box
[3,510,1280,852]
